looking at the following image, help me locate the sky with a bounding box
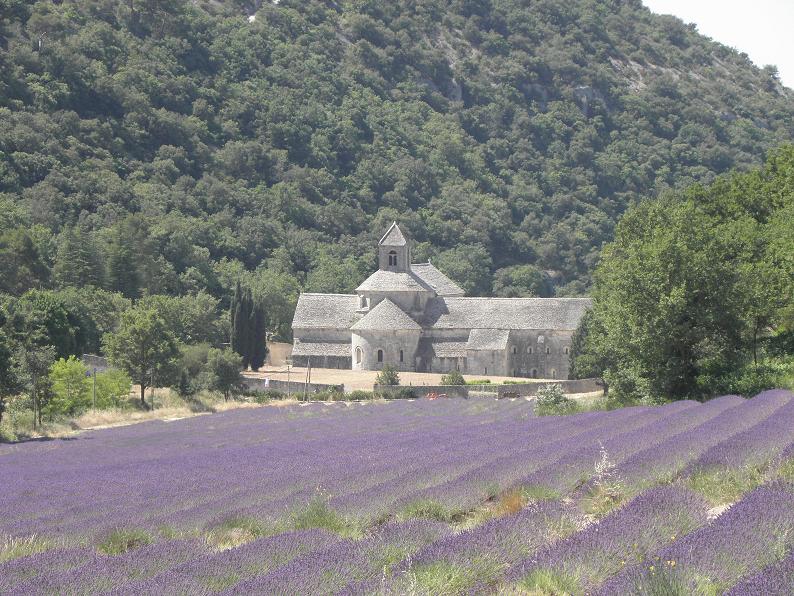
[643,0,794,89]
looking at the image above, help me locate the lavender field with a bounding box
[2,391,794,595]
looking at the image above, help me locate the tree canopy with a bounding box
[573,147,794,401]
[0,0,791,334]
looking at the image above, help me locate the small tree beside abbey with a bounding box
[230,282,267,371]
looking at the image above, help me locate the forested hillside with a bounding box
[1,0,792,324]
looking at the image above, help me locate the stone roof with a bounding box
[293,293,591,333]
[291,341,351,357]
[356,269,434,293]
[292,294,361,329]
[423,297,592,331]
[379,221,407,246]
[467,328,510,351]
[410,263,465,297]
[351,298,421,331]
[430,341,468,358]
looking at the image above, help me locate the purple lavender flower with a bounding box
[597,482,794,594]
[728,549,794,596]
[507,485,709,592]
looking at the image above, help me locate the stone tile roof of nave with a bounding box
[421,297,593,332]
[291,294,362,329]
[294,294,591,333]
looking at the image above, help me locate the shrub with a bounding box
[534,384,579,416]
[440,370,465,385]
[375,365,399,386]
[466,379,491,385]
[393,387,416,399]
[47,356,90,417]
[251,389,287,403]
[724,358,794,397]
[93,369,132,409]
[348,390,375,401]
[307,389,344,401]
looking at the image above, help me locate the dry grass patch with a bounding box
[205,517,273,551]
[74,406,195,430]
[0,535,53,562]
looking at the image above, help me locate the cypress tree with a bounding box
[230,282,251,369]
[250,300,268,372]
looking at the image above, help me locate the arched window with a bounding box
[511,346,517,355]
[399,349,404,362]
[388,250,398,267]
[413,293,420,310]
[531,369,537,378]
[550,369,557,379]
[359,295,367,309]
[377,349,384,363]
[527,346,533,354]
[355,347,363,365]
[546,347,551,355]
[564,346,569,355]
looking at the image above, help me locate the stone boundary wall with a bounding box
[243,376,343,396]
[374,378,603,399]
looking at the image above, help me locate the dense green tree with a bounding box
[375,365,399,386]
[53,227,105,289]
[6,290,81,358]
[140,293,225,346]
[207,347,244,401]
[0,311,16,424]
[106,221,142,299]
[0,229,49,296]
[574,149,794,401]
[434,245,493,296]
[247,268,301,341]
[104,306,180,407]
[13,344,55,429]
[492,265,552,298]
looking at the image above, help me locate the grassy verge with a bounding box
[0,390,268,443]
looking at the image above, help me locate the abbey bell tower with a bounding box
[378,221,410,272]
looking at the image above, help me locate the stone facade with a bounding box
[291,223,591,379]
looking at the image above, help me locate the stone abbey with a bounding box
[291,223,591,378]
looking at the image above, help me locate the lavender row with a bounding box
[110,529,342,595]
[728,548,794,596]
[220,520,450,594]
[596,482,794,594]
[340,500,578,594]
[506,485,710,592]
[613,391,792,489]
[685,389,794,472]
[4,539,205,595]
